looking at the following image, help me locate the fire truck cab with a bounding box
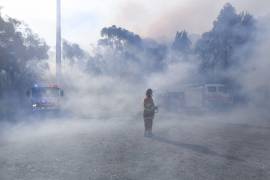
[26,84,64,111]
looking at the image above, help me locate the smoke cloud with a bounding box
[1,3,270,180]
[237,14,270,108]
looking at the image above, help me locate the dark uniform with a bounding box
[143,96,155,136]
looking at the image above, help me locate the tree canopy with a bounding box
[195,3,256,77]
[0,14,49,97]
[172,31,191,53]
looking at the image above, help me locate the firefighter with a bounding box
[143,88,157,137]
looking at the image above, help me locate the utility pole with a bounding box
[56,0,62,85]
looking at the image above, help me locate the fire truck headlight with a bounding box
[32,104,37,108]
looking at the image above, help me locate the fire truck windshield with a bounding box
[32,87,60,98]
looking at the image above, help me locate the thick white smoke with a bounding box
[237,15,270,108]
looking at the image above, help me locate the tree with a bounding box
[91,25,168,78]
[172,31,191,53]
[0,14,49,97]
[195,3,256,83]
[98,25,142,50]
[63,40,86,65]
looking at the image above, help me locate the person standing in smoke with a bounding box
[143,89,158,137]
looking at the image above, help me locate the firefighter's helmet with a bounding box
[146,89,153,97]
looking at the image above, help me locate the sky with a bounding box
[0,0,269,49]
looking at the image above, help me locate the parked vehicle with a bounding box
[157,84,233,112]
[26,84,64,112]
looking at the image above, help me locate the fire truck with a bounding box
[26,84,64,112]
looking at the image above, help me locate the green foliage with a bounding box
[63,40,85,65]
[172,31,191,54]
[98,25,142,50]
[195,3,256,83]
[0,14,49,97]
[94,25,167,77]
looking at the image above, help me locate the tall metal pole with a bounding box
[56,0,62,85]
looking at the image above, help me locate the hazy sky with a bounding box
[0,0,269,49]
